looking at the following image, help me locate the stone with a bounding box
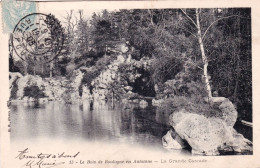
[38,98,48,103]
[16,75,45,99]
[9,72,23,89]
[125,91,137,99]
[162,129,186,150]
[169,110,252,155]
[152,99,163,106]
[23,96,29,102]
[82,85,93,99]
[132,99,140,103]
[28,97,35,102]
[212,97,238,127]
[124,86,133,91]
[116,54,125,63]
[139,100,148,108]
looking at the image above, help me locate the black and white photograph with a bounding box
[1,1,258,167]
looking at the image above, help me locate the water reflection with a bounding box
[10,101,171,150]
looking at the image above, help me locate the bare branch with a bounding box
[202,15,250,40]
[180,9,198,28]
[179,26,197,38]
[148,9,154,26]
[186,60,203,70]
[79,10,83,21]
[156,23,166,42]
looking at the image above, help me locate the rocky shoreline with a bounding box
[162,97,252,155]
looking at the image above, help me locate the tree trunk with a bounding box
[195,9,213,100]
[233,14,241,106]
[41,63,44,75]
[50,61,53,78]
[33,66,36,76]
[23,61,28,75]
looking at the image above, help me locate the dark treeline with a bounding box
[10,8,251,121]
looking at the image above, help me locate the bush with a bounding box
[95,54,117,71]
[159,95,220,119]
[10,78,19,99]
[24,85,45,99]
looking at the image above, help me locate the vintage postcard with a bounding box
[0,0,260,168]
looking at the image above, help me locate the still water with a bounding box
[10,101,174,151]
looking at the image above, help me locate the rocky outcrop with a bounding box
[16,75,46,99]
[9,70,84,103]
[44,78,67,100]
[90,55,151,100]
[166,108,252,155]
[9,72,23,89]
[9,54,152,103]
[91,55,125,100]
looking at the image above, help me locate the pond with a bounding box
[9,100,251,155]
[10,100,185,153]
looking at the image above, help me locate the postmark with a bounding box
[2,0,37,33]
[12,13,64,63]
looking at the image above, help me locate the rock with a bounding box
[132,99,140,103]
[229,129,252,152]
[23,96,29,102]
[28,97,35,102]
[169,110,252,155]
[162,129,186,150]
[139,100,148,108]
[212,97,238,127]
[38,98,48,103]
[89,54,151,101]
[152,99,163,106]
[125,91,137,99]
[126,54,132,63]
[93,89,106,100]
[9,72,23,89]
[116,54,125,63]
[16,75,45,99]
[124,86,133,91]
[120,43,129,53]
[121,98,129,103]
[82,85,93,99]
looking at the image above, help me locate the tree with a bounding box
[179,8,250,102]
[44,14,65,77]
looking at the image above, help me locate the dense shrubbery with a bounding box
[157,66,221,117]
[24,85,45,99]
[10,78,19,99]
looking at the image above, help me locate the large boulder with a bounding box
[162,129,186,150]
[211,97,238,127]
[168,109,252,155]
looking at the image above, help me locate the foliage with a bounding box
[24,85,45,99]
[158,95,220,119]
[81,68,99,87]
[10,8,252,120]
[10,77,19,99]
[62,87,73,104]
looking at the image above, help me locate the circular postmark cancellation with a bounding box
[12,13,64,63]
